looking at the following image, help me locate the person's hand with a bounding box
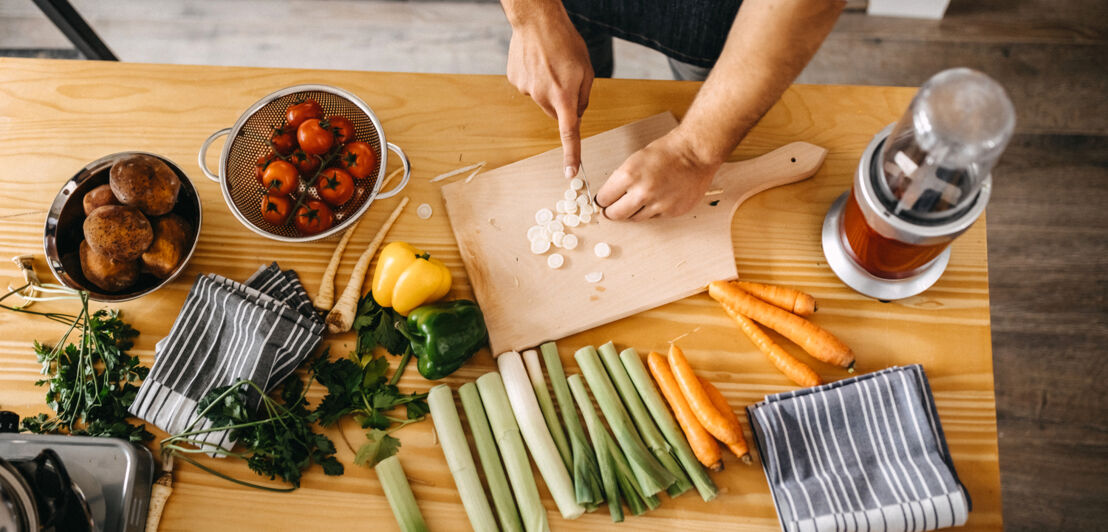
[596,130,722,220]
[505,10,593,178]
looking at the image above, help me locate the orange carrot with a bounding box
[708,281,854,369]
[647,351,723,472]
[698,377,752,464]
[721,303,822,387]
[667,344,743,445]
[736,281,816,317]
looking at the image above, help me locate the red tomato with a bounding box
[294,200,335,235]
[270,125,297,155]
[327,115,356,145]
[316,168,355,207]
[260,194,292,225]
[285,99,323,130]
[254,152,278,184]
[289,149,321,177]
[262,160,299,196]
[339,141,378,180]
[297,119,334,156]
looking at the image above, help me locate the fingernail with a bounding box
[564,166,576,178]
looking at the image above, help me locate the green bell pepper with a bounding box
[403,299,488,380]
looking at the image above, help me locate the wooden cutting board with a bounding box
[442,112,827,355]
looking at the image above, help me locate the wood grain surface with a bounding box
[442,112,827,354]
[0,58,1001,531]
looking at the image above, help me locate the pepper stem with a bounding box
[390,346,412,386]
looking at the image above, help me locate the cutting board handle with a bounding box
[715,142,828,208]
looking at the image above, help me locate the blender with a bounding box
[822,68,1015,300]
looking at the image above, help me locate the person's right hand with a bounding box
[506,9,593,178]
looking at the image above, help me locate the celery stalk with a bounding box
[597,342,692,498]
[428,385,499,532]
[476,372,549,532]
[375,455,429,532]
[497,351,585,520]
[566,374,623,522]
[539,342,603,506]
[574,346,676,497]
[521,349,572,471]
[620,348,719,502]
[459,382,524,532]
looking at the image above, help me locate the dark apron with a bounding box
[562,0,743,69]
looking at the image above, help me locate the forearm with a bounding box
[500,0,570,29]
[675,0,845,165]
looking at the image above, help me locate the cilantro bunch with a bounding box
[1,287,152,442]
[161,374,342,491]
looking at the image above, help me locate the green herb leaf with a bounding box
[354,429,401,468]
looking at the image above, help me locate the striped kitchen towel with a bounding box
[129,263,324,451]
[747,365,970,532]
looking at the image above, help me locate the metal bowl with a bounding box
[197,84,411,242]
[43,152,203,302]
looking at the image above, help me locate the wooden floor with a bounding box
[2,0,1106,530]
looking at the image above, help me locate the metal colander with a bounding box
[198,84,410,242]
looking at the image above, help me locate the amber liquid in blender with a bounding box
[841,189,952,279]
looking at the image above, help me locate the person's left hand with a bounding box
[596,130,721,221]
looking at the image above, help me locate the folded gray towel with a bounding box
[129,263,323,450]
[747,365,970,532]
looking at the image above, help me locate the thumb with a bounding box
[554,99,581,178]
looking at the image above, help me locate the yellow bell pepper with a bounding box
[371,241,452,315]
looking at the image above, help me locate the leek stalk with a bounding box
[521,349,572,471]
[428,385,498,532]
[574,346,676,497]
[497,351,585,520]
[459,382,524,532]
[597,342,692,498]
[620,348,719,502]
[375,455,429,532]
[476,372,549,532]
[539,342,603,506]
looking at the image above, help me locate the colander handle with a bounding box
[197,128,231,182]
[375,142,412,199]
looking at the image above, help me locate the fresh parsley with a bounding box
[352,293,408,358]
[311,350,428,468]
[1,287,153,443]
[161,372,342,491]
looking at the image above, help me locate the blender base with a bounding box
[821,192,951,301]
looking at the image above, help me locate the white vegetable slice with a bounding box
[579,203,593,216]
[535,208,554,224]
[546,221,564,234]
[531,239,551,255]
[585,272,603,283]
[562,234,578,250]
[417,203,433,219]
[564,214,580,228]
[575,195,589,206]
[564,189,577,201]
[551,231,565,247]
[527,225,545,242]
[570,178,584,191]
[555,214,566,224]
[594,242,611,258]
[579,213,592,224]
[547,253,565,269]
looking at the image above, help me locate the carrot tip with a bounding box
[846,361,856,373]
[740,454,753,465]
[709,462,724,472]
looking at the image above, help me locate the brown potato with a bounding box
[80,240,140,292]
[141,214,192,279]
[83,205,153,262]
[82,184,119,216]
[109,154,180,216]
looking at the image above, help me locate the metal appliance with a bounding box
[0,431,154,532]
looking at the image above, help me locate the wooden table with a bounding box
[0,58,1001,531]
